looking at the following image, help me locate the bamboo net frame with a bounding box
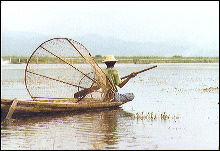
[25,38,115,102]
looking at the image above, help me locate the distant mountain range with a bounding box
[1,30,218,57]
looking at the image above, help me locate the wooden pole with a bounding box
[5,98,18,120]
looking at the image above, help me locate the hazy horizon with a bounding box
[1,1,219,57]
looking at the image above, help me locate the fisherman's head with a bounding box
[102,55,118,68]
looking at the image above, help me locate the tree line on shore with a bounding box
[2,55,219,64]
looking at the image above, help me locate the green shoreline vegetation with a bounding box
[2,55,219,64]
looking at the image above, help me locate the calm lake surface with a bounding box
[1,63,219,150]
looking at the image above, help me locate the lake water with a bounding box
[1,63,219,150]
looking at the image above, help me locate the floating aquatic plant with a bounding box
[201,87,219,93]
[131,111,180,121]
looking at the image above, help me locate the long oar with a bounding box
[121,65,157,79]
[74,65,157,99]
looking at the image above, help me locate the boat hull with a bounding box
[1,98,129,114]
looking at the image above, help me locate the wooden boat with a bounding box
[1,38,155,117]
[1,38,135,117]
[1,98,131,114]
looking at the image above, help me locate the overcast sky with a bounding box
[1,1,219,56]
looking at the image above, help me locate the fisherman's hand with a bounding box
[129,72,137,78]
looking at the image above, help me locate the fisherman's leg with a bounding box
[112,92,120,102]
[112,92,134,102]
[119,93,135,102]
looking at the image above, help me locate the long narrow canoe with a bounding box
[1,98,130,114]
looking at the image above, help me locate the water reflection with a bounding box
[1,108,133,150]
[1,63,219,149]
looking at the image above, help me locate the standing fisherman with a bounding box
[102,55,137,102]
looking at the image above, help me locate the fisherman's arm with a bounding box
[113,71,137,88]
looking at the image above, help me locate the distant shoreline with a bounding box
[2,56,219,64]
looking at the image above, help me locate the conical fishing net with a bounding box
[25,38,115,102]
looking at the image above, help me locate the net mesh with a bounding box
[25,38,115,102]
